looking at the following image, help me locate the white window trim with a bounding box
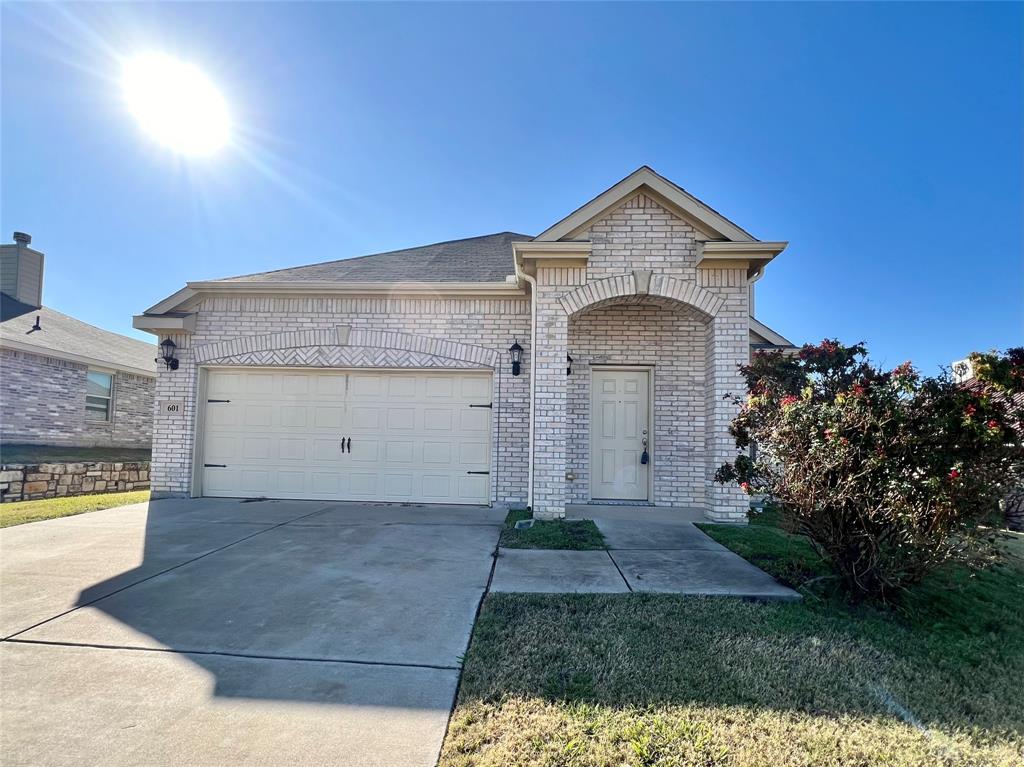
[85,368,115,423]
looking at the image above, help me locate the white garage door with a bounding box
[200,369,492,504]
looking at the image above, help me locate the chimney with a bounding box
[1,232,45,309]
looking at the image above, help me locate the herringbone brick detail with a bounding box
[205,346,483,369]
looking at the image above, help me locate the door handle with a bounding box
[641,437,649,465]
[346,437,352,453]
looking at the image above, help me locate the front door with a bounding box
[590,369,650,500]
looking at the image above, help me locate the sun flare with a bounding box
[122,52,230,156]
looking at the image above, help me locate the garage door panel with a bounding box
[280,406,307,427]
[422,442,451,463]
[201,370,490,504]
[423,409,453,431]
[384,441,415,464]
[460,409,489,432]
[246,374,275,394]
[386,408,416,430]
[244,406,273,428]
[313,407,344,429]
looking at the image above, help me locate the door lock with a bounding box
[641,436,649,465]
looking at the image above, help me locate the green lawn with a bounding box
[499,509,606,550]
[441,513,1024,766]
[0,491,151,528]
[0,444,151,464]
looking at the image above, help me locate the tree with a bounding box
[716,341,1024,602]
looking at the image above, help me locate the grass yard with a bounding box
[441,513,1024,767]
[0,491,151,528]
[0,444,152,464]
[500,509,606,550]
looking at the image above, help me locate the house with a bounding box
[0,233,157,451]
[134,167,793,521]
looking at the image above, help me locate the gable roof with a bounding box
[0,306,156,377]
[534,166,756,243]
[212,232,531,285]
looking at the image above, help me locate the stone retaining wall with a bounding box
[0,462,150,503]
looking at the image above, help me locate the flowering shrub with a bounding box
[716,340,1024,601]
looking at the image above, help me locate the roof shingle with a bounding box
[0,306,156,375]
[213,232,532,284]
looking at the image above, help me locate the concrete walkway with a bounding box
[491,506,800,600]
[0,498,504,767]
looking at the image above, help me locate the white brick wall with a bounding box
[150,191,754,521]
[567,301,707,507]
[150,297,531,504]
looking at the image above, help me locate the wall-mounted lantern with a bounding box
[509,340,523,377]
[567,354,573,377]
[157,338,180,371]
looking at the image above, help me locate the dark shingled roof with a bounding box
[214,232,533,284]
[0,306,157,374]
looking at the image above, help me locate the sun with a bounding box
[122,52,230,156]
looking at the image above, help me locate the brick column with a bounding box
[531,282,569,519]
[150,333,197,498]
[703,284,749,522]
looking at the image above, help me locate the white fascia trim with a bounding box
[185,280,527,297]
[535,166,756,243]
[749,316,795,347]
[0,337,157,378]
[700,241,788,278]
[132,314,198,335]
[703,241,788,257]
[145,287,198,315]
[512,241,592,255]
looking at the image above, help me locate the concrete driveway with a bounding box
[0,498,504,767]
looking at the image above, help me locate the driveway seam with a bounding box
[1,504,337,642]
[605,549,634,592]
[2,637,462,671]
[435,519,503,766]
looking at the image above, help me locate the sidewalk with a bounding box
[490,507,800,601]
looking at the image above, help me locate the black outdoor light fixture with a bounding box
[509,339,523,377]
[157,338,180,371]
[567,354,573,376]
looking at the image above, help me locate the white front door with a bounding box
[200,369,492,504]
[590,369,650,501]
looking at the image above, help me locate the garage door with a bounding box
[200,369,492,504]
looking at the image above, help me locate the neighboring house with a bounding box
[135,167,793,521]
[0,233,157,450]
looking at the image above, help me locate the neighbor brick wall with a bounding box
[0,348,154,449]
[150,297,532,504]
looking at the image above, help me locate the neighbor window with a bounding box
[85,370,114,421]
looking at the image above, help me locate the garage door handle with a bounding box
[340,437,351,453]
[467,471,490,475]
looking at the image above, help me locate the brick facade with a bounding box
[148,191,758,522]
[150,297,532,503]
[0,348,154,449]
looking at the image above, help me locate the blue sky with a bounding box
[2,2,1021,373]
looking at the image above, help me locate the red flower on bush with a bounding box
[739,482,751,494]
[892,361,914,379]
[780,395,799,408]
[964,404,977,417]
[987,420,1000,430]
[852,384,866,396]
[948,469,960,480]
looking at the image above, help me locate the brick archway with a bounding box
[557,271,724,318]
